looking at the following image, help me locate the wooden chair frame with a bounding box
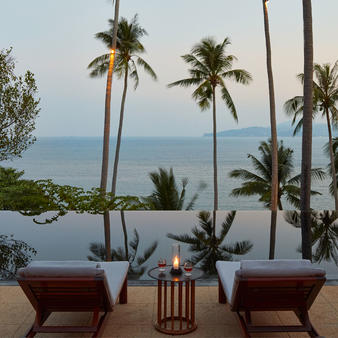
[218,275,325,338]
[17,275,128,337]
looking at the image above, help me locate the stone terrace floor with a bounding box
[0,286,338,337]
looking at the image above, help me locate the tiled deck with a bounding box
[0,286,337,337]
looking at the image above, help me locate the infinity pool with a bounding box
[1,211,337,280]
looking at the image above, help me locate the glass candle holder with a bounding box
[170,243,182,275]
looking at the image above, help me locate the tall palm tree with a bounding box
[229,140,325,209]
[142,168,206,210]
[285,210,338,265]
[262,0,278,261]
[285,61,338,210]
[89,0,120,262]
[168,38,252,219]
[100,0,120,193]
[262,0,278,215]
[301,0,314,260]
[167,211,252,275]
[88,15,157,196]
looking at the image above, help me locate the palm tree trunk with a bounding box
[269,210,277,259]
[325,109,338,210]
[212,86,218,236]
[103,211,112,261]
[212,86,218,211]
[111,65,129,196]
[100,0,120,192]
[262,0,278,213]
[120,210,129,261]
[300,0,314,260]
[101,0,119,263]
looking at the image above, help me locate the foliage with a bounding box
[284,61,338,135]
[88,229,158,279]
[167,211,252,274]
[229,140,325,209]
[168,37,252,116]
[0,234,37,280]
[284,210,338,265]
[0,167,149,223]
[142,168,206,210]
[88,15,157,85]
[0,48,40,161]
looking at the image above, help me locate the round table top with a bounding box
[148,265,204,282]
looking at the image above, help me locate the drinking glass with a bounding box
[158,258,166,272]
[184,260,193,277]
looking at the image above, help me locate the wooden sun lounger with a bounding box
[216,260,326,338]
[17,261,129,337]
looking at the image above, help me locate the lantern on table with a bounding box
[170,243,182,275]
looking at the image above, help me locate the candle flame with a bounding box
[173,256,179,269]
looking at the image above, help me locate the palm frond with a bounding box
[136,56,157,80]
[136,241,158,266]
[219,80,237,121]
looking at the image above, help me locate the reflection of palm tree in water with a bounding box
[88,211,158,279]
[167,211,253,275]
[284,210,338,265]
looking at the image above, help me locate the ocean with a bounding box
[2,136,333,210]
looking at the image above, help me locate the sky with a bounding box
[1,0,338,137]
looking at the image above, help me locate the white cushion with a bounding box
[17,260,130,305]
[17,260,103,278]
[239,259,326,278]
[216,261,240,306]
[100,261,129,304]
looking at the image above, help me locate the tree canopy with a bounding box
[0,48,40,161]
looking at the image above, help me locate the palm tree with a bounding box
[285,61,338,210]
[168,38,252,218]
[89,0,120,262]
[324,137,338,195]
[142,168,206,210]
[88,15,157,197]
[167,211,253,275]
[262,0,278,215]
[88,227,158,279]
[99,0,120,193]
[285,211,338,265]
[301,0,314,260]
[229,140,325,209]
[262,0,278,261]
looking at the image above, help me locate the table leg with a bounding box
[191,280,195,326]
[171,282,174,330]
[178,282,183,330]
[185,281,190,329]
[164,281,167,328]
[158,280,162,328]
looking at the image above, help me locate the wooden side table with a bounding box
[148,266,203,335]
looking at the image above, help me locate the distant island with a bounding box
[204,121,338,137]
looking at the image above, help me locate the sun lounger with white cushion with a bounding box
[216,259,326,337]
[17,260,129,337]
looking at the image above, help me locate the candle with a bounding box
[173,256,179,270]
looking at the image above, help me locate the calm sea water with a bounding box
[2,136,333,210]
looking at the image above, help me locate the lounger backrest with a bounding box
[17,261,114,312]
[230,260,326,312]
